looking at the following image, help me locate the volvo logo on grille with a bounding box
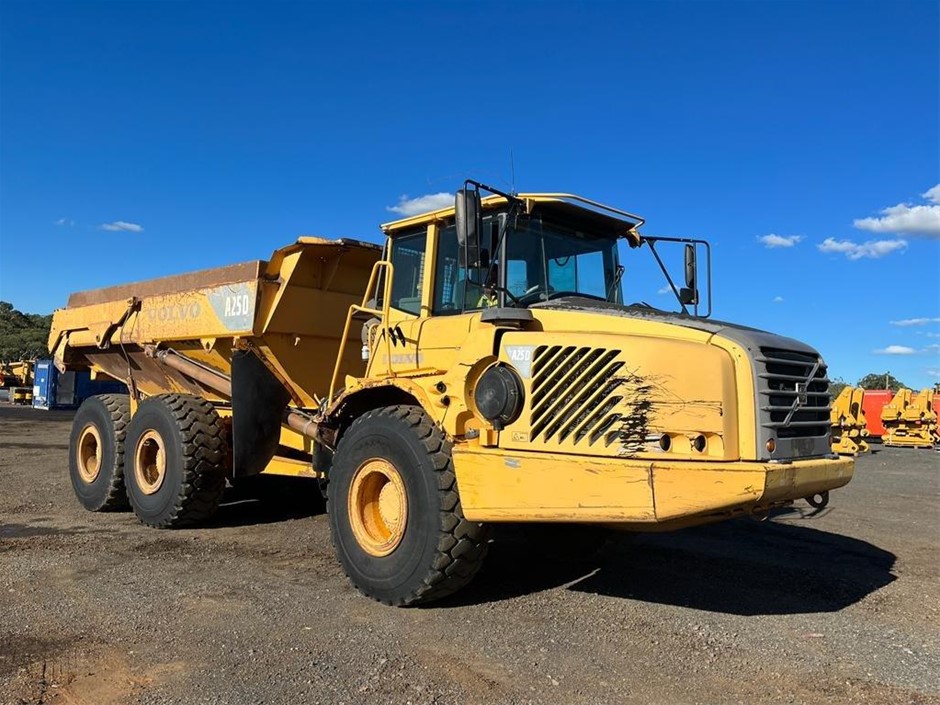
[794,382,808,406]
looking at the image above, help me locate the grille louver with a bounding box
[756,347,830,439]
[530,345,625,446]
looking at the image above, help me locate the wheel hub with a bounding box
[348,458,408,556]
[134,430,166,495]
[77,424,103,483]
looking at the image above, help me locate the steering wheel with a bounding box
[517,284,555,305]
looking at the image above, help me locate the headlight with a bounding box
[474,364,524,429]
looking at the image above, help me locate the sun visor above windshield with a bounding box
[526,199,643,246]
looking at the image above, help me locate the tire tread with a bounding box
[330,404,490,606]
[128,394,226,528]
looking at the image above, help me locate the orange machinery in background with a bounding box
[862,390,896,439]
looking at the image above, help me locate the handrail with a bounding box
[328,259,394,403]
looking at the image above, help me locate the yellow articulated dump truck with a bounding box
[49,181,853,605]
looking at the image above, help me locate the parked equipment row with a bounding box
[831,386,938,455]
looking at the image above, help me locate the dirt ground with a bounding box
[1,404,938,705]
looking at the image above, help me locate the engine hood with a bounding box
[528,297,818,356]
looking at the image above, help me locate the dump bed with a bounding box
[50,237,382,408]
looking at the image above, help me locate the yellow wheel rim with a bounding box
[77,424,103,483]
[134,430,166,495]
[348,458,408,557]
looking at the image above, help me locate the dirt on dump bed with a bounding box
[1,403,938,705]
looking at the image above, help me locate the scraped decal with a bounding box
[612,373,657,456]
[208,282,256,331]
[146,302,202,323]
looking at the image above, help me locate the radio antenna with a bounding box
[509,149,517,196]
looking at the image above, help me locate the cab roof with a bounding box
[380,192,645,246]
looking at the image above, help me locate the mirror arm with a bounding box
[646,240,688,315]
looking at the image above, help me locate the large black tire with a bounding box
[328,405,490,606]
[124,394,227,528]
[69,394,131,512]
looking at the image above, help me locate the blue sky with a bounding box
[1,1,938,387]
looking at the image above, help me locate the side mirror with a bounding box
[683,244,699,305]
[456,188,483,268]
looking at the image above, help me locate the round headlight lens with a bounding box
[474,364,524,429]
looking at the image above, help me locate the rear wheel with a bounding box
[124,394,227,528]
[69,394,131,511]
[328,405,490,606]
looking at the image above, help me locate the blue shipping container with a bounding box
[32,360,127,410]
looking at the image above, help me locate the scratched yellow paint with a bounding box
[453,446,854,524]
[452,447,655,522]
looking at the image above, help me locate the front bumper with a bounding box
[452,447,855,525]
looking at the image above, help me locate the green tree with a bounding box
[0,301,52,361]
[857,372,907,392]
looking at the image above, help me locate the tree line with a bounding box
[0,301,53,361]
[829,373,908,400]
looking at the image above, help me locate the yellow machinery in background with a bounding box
[830,387,869,455]
[2,360,35,406]
[2,359,34,387]
[10,386,33,405]
[881,388,937,449]
[48,181,854,605]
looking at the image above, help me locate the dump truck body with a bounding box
[50,237,380,407]
[50,185,854,605]
[50,237,382,478]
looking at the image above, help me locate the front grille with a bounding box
[530,345,626,446]
[756,347,830,439]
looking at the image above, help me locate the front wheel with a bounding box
[328,405,490,606]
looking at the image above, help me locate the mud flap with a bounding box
[231,349,292,478]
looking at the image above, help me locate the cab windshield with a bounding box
[502,215,623,305]
[430,212,623,314]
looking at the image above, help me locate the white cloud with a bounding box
[853,185,940,238]
[925,343,940,353]
[657,286,673,295]
[927,369,940,379]
[54,217,74,226]
[772,296,784,303]
[100,220,143,233]
[854,204,940,238]
[889,317,940,327]
[817,237,907,260]
[926,332,940,338]
[873,345,917,355]
[758,233,803,248]
[386,193,453,216]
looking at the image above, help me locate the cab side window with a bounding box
[433,219,498,314]
[389,230,426,315]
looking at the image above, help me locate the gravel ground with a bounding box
[1,403,938,705]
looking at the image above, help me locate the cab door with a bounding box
[373,222,492,378]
